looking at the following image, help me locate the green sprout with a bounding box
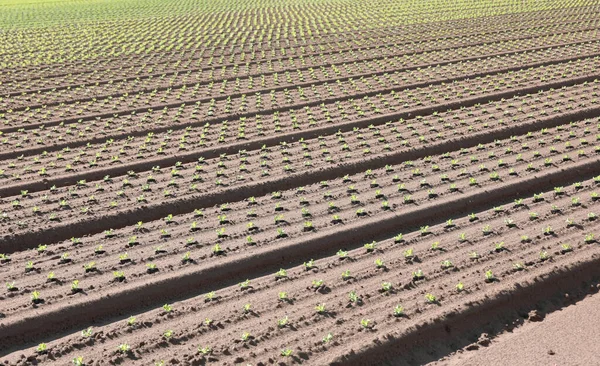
[393,305,404,317]
[360,318,372,329]
[241,332,251,342]
[31,290,42,303]
[424,293,437,303]
[349,290,359,304]
[277,316,289,328]
[281,348,293,357]
[315,303,327,314]
[561,243,573,253]
[303,259,315,270]
[412,269,424,280]
[381,282,392,292]
[113,271,125,281]
[127,316,136,326]
[275,268,287,279]
[36,343,48,354]
[341,270,351,280]
[81,327,93,338]
[198,346,212,355]
[118,344,130,353]
[441,260,453,269]
[205,291,216,301]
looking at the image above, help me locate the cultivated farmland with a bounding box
[1,0,600,365]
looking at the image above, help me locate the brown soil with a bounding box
[2,1,600,365]
[439,288,600,366]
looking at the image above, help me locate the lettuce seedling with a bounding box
[81,327,93,338]
[277,316,289,328]
[315,303,327,314]
[484,270,495,282]
[425,293,437,303]
[323,332,334,343]
[393,305,404,317]
[281,348,293,357]
[127,316,136,326]
[31,291,42,304]
[303,259,315,270]
[36,343,48,354]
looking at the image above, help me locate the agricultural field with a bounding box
[1,0,600,364]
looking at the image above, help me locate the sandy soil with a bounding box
[441,289,600,366]
[2,1,600,365]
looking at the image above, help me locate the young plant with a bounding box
[381,282,392,292]
[281,348,293,357]
[239,279,251,290]
[412,269,425,280]
[424,293,437,303]
[303,259,315,270]
[162,303,173,313]
[118,344,130,353]
[385,301,403,318]
[275,268,287,279]
[561,243,573,254]
[312,279,324,289]
[441,260,453,269]
[198,346,212,355]
[127,316,136,326]
[71,280,81,293]
[81,327,93,338]
[277,316,289,328]
[341,270,351,280]
[484,270,495,282]
[31,290,42,304]
[36,343,48,354]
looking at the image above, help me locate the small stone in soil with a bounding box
[466,343,479,351]
[477,333,491,346]
[528,310,545,322]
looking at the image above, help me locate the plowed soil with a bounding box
[1,0,600,365]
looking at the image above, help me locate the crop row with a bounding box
[1,114,599,317]
[0,0,592,73]
[5,176,598,363]
[0,86,596,236]
[1,109,598,238]
[4,40,600,133]
[4,28,600,113]
[4,17,599,102]
[2,53,599,171]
